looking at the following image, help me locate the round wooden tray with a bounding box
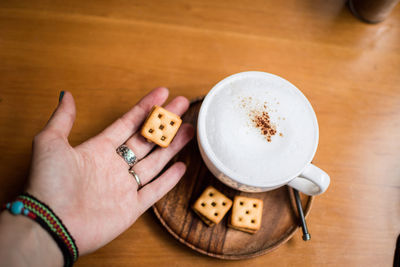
[152,98,313,260]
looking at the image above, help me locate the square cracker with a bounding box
[141,105,182,148]
[192,186,232,226]
[229,196,263,234]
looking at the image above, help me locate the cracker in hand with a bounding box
[192,186,232,226]
[141,105,182,148]
[228,196,263,234]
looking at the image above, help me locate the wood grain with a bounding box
[0,0,399,266]
[153,99,313,259]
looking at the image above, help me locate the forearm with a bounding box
[0,211,63,267]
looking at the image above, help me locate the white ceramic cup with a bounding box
[197,71,330,196]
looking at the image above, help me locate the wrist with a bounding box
[0,211,63,267]
[2,193,79,266]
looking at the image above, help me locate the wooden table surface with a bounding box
[1,0,399,266]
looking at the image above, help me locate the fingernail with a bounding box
[59,91,65,102]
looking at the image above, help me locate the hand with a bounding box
[26,87,194,255]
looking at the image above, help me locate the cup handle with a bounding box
[287,164,330,196]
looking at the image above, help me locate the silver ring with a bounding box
[129,168,142,189]
[116,145,138,167]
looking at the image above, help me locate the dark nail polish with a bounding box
[59,91,65,102]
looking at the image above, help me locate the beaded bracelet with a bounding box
[2,193,79,267]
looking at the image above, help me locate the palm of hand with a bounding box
[26,88,193,254]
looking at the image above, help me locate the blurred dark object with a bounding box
[349,0,400,23]
[293,189,311,241]
[394,234,399,267]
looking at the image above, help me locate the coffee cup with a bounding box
[197,71,330,196]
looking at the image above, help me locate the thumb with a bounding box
[44,91,76,139]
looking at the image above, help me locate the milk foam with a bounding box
[204,73,318,186]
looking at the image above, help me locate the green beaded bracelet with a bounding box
[2,193,79,267]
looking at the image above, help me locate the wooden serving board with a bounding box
[153,98,313,260]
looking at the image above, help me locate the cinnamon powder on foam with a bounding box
[240,96,282,142]
[251,110,277,142]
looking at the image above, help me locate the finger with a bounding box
[100,87,169,147]
[132,123,194,185]
[137,162,186,212]
[125,96,190,159]
[44,91,76,139]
